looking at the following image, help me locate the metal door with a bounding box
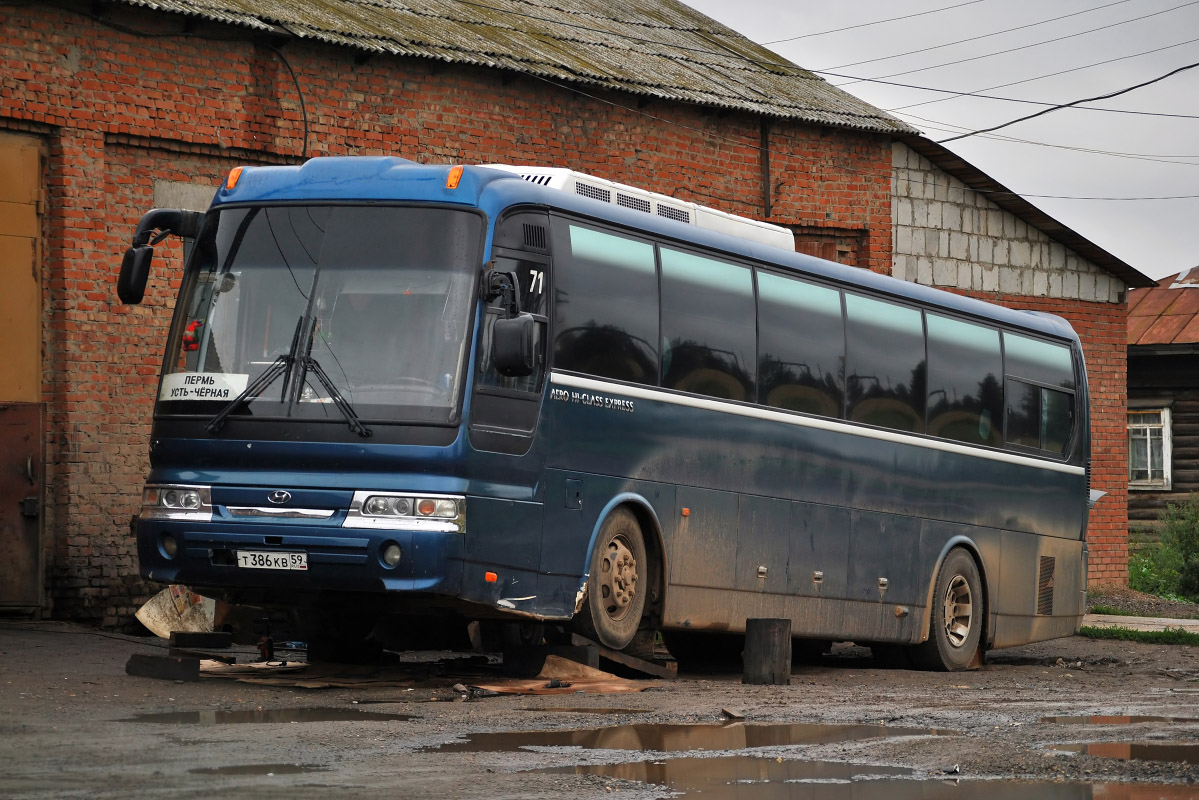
[0,132,43,611]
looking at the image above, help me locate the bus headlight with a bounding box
[141,484,213,521]
[344,491,464,532]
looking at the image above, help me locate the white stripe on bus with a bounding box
[550,371,1086,477]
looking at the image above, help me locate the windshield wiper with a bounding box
[300,356,373,438]
[205,354,293,434]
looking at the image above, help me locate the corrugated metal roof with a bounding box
[117,0,914,134]
[1129,268,1199,346]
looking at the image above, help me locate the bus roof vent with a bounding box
[617,192,652,214]
[574,182,611,204]
[482,165,794,251]
[657,204,691,224]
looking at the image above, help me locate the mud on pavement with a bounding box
[1,621,1197,799]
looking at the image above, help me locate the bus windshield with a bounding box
[159,205,482,425]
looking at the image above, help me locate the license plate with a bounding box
[236,550,307,571]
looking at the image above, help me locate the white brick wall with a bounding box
[891,143,1125,303]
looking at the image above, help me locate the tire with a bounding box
[576,507,648,650]
[915,548,983,671]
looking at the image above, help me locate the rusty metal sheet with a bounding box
[0,404,42,609]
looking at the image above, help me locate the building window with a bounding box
[1128,408,1172,490]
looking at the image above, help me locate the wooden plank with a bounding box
[125,653,201,682]
[570,634,678,680]
[170,648,236,665]
[169,631,233,648]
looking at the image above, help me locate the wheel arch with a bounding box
[919,536,992,650]
[575,493,667,627]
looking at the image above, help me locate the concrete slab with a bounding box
[1082,614,1199,633]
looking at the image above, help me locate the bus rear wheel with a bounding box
[577,508,647,650]
[915,548,983,671]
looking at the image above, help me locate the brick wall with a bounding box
[2,4,894,622]
[892,142,1130,586]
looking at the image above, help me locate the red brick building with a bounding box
[0,0,1149,622]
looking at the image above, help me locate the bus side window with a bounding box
[554,225,658,384]
[844,294,926,433]
[925,314,1003,446]
[659,248,755,402]
[756,271,844,417]
[1003,332,1075,455]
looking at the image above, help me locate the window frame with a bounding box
[1128,406,1172,491]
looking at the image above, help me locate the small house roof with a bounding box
[1128,268,1199,346]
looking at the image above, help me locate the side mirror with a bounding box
[115,208,204,305]
[493,313,536,377]
[117,245,154,304]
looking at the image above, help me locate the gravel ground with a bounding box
[2,619,1198,799]
[1087,586,1199,619]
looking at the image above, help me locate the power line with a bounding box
[885,34,1199,112]
[814,70,1199,121]
[819,0,1136,73]
[938,61,1199,142]
[829,0,1199,87]
[525,71,1199,200]
[762,0,987,45]
[893,111,1199,165]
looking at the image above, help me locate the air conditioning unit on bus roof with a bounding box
[484,166,795,251]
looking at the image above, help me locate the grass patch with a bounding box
[1087,605,1128,616]
[1079,625,1199,646]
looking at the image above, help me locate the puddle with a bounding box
[430,722,947,753]
[1041,715,1199,724]
[124,707,413,725]
[1053,741,1199,765]
[551,755,1197,798]
[188,763,327,776]
[520,707,651,715]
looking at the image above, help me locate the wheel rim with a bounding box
[599,534,638,622]
[941,574,973,648]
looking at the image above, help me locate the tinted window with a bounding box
[926,314,1003,446]
[1007,379,1073,455]
[757,272,844,417]
[553,225,658,384]
[845,295,925,432]
[660,248,755,402]
[1004,333,1075,390]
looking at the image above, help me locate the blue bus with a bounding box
[118,157,1091,670]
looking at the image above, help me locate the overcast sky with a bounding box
[684,0,1199,281]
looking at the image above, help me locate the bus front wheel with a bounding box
[577,508,647,650]
[915,548,983,671]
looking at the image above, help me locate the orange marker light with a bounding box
[681,508,691,517]
[225,166,244,191]
[446,165,464,189]
[484,571,498,583]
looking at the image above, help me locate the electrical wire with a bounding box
[829,0,1199,86]
[762,0,988,45]
[525,71,1199,200]
[815,70,1199,120]
[886,34,1199,112]
[264,45,310,160]
[938,61,1199,142]
[819,0,1137,73]
[893,111,1199,165]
